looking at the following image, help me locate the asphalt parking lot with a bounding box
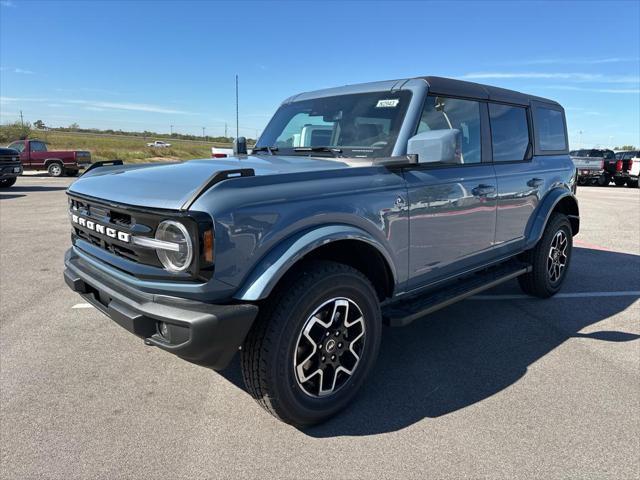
[1,175,638,479]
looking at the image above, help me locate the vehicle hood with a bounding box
[67,155,355,210]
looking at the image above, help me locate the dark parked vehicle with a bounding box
[7,139,91,177]
[64,76,579,426]
[0,148,23,188]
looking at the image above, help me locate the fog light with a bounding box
[158,321,170,341]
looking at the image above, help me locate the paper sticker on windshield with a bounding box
[376,99,400,108]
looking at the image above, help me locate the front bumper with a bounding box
[0,163,22,178]
[64,249,258,369]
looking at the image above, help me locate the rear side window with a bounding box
[535,107,567,151]
[489,104,530,162]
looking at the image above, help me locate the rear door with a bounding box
[490,102,542,248]
[405,95,497,290]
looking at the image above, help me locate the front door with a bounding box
[405,95,497,290]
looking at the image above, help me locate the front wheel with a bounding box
[241,260,382,427]
[614,178,627,187]
[0,177,17,188]
[627,179,639,188]
[519,213,573,298]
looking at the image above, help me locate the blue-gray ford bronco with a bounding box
[64,76,579,426]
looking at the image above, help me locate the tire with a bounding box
[614,178,626,187]
[47,162,64,177]
[596,173,610,186]
[241,260,382,427]
[577,176,588,186]
[518,213,573,298]
[627,179,639,188]
[0,177,17,188]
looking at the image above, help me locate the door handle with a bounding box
[527,178,544,188]
[472,184,496,196]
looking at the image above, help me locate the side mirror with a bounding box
[233,136,247,155]
[407,129,462,164]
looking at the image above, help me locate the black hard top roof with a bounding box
[420,76,561,107]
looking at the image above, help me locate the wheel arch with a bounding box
[234,225,397,302]
[525,189,579,249]
[44,158,64,167]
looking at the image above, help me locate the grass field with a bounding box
[30,130,234,163]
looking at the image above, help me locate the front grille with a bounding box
[69,196,162,268]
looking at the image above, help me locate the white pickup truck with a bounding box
[570,150,606,186]
[625,151,640,188]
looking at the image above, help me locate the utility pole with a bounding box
[224,122,228,138]
[202,127,206,139]
[170,124,174,135]
[19,110,24,128]
[235,74,239,139]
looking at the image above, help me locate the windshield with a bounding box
[256,91,412,158]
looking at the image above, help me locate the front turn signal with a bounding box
[204,229,214,264]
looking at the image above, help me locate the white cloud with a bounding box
[67,100,191,114]
[0,96,192,114]
[14,68,34,75]
[502,57,639,66]
[541,85,640,94]
[0,0,15,7]
[461,72,640,84]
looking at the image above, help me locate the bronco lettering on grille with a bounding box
[71,214,131,243]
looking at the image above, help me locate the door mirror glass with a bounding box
[407,129,462,164]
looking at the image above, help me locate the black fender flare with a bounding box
[524,188,579,249]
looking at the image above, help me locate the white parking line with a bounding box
[72,303,94,309]
[71,290,640,310]
[468,291,640,300]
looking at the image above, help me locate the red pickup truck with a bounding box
[7,139,91,177]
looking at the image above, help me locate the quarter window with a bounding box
[489,104,530,162]
[535,107,567,151]
[417,96,482,164]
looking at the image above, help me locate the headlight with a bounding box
[155,220,193,272]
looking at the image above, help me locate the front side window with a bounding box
[257,91,412,158]
[489,104,530,162]
[417,96,482,164]
[535,107,567,151]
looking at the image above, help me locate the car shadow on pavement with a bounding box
[219,247,639,436]
[0,193,27,200]
[5,185,69,192]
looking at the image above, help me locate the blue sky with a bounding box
[1,0,638,148]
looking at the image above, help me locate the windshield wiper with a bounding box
[252,145,278,155]
[293,146,343,157]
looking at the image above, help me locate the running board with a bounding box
[383,261,531,327]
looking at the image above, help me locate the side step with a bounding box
[383,260,531,327]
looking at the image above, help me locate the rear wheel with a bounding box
[519,213,573,298]
[241,260,382,427]
[627,179,639,188]
[596,173,610,186]
[0,177,17,188]
[614,178,626,187]
[47,162,64,177]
